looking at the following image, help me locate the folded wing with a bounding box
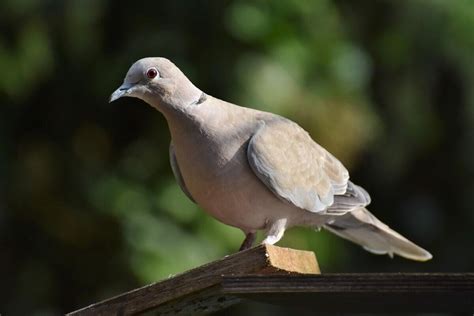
[247,117,368,214]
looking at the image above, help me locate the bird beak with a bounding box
[109,83,136,103]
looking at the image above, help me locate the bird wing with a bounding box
[247,117,368,214]
[329,181,371,213]
[169,142,195,202]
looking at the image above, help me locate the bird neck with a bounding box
[149,84,208,142]
[149,76,202,115]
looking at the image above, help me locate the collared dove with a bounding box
[110,57,432,261]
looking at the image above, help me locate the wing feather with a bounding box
[247,118,351,213]
[169,142,195,202]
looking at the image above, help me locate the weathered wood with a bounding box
[68,245,474,315]
[67,244,319,316]
[263,244,319,274]
[222,273,474,313]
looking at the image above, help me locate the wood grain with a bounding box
[68,245,474,315]
[222,273,474,313]
[67,244,318,315]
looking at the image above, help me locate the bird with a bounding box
[110,57,432,261]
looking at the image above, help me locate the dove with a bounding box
[110,57,432,261]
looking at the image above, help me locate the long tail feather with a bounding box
[324,207,432,261]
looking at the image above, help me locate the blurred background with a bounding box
[1,0,473,314]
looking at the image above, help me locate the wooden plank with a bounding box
[264,245,319,274]
[141,286,240,316]
[222,273,474,313]
[67,245,319,316]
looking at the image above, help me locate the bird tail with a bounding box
[324,207,432,261]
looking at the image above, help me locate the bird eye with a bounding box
[146,67,158,79]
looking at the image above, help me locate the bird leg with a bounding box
[261,218,287,245]
[239,232,256,251]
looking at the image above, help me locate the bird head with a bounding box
[110,57,202,111]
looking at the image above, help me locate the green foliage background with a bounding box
[1,0,473,314]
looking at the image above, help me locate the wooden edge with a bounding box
[221,273,474,293]
[219,273,474,313]
[265,245,320,274]
[67,245,319,315]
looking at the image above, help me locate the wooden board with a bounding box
[68,245,474,315]
[67,245,319,315]
[222,273,474,313]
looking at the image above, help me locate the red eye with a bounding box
[146,68,158,79]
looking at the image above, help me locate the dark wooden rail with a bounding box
[67,245,474,315]
[223,273,474,313]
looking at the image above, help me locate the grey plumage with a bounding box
[324,208,432,261]
[110,57,432,261]
[329,181,371,213]
[169,142,195,202]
